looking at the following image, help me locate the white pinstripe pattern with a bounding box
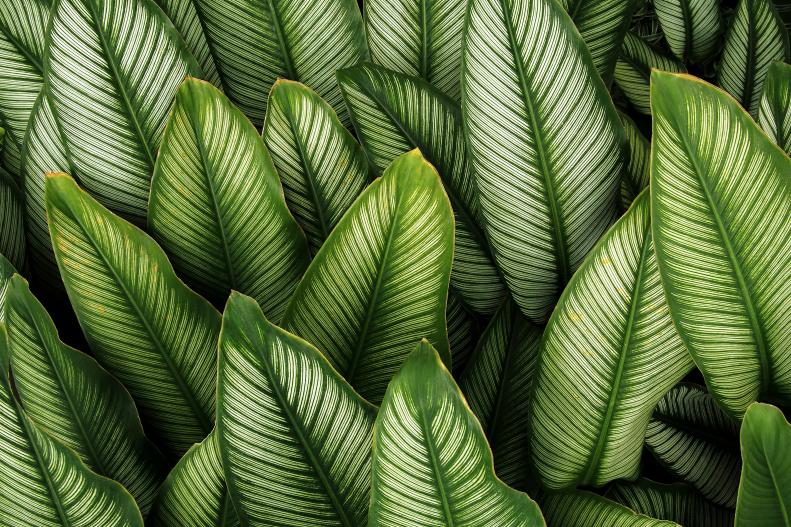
[653,0,722,63]
[758,61,791,155]
[0,162,25,270]
[619,112,651,208]
[0,251,16,322]
[540,490,678,527]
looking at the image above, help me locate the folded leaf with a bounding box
[759,61,791,154]
[370,340,545,526]
[263,79,371,255]
[149,78,309,319]
[338,62,507,314]
[735,403,791,526]
[282,150,453,403]
[0,162,25,270]
[651,71,791,417]
[653,0,721,62]
[540,490,679,527]
[46,174,221,458]
[620,111,651,208]
[0,252,17,321]
[462,0,625,322]
[218,292,376,526]
[530,190,692,489]
[47,0,202,223]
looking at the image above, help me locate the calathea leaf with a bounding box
[370,340,545,526]
[337,62,507,315]
[651,71,791,418]
[0,328,145,527]
[46,0,202,224]
[718,0,790,116]
[148,430,239,527]
[462,0,626,322]
[363,0,466,100]
[46,174,221,458]
[0,157,25,270]
[539,490,679,527]
[0,251,17,321]
[653,0,722,63]
[459,299,542,491]
[735,403,791,526]
[148,78,309,320]
[446,290,480,374]
[262,79,371,255]
[218,292,376,527]
[530,190,692,489]
[620,111,651,208]
[759,61,791,154]
[282,150,454,404]
[645,383,741,508]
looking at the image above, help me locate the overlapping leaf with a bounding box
[0,157,25,270]
[540,490,679,527]
[446,290,479,374]
[620,111,651,208]
[0,251,17,321]
[653,0,721,62]
[759,61,791,154]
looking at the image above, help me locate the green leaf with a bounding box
[46,173,221,458]
[459,299,542,490]
[539,490,680,527]
[0,162,25,271]
[337,62,507,315]
[646,383,741,508]
[759,61,791,154]
[614,31,687,115]
[653,0,722,62]
[650,71,791,418]
[46,0,202,223]
[188,0,368,125]
[735,403,791,526]
[148,430,239,527]
[282,150,454,403]
[0,328,145,527]
[0,251,17,321]
[530,190,692,489]
[446,290,479,374]
[5,274,167,515]
[262,79,371,255]
[620,111,651,208]
[718,0,790,116]
[462,0,625,322]
[363,0,466,100]
[370,340,545,526]
[218,292,376,527]
[148,78,309,320]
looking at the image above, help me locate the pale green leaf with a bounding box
[620,111,651,208]
[653,0,722,62]
[540,490,680,527]
[759,61,791,154]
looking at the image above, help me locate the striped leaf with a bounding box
[262,79,371,255]
[650,71,791,418]
[0,328,145,527]
[646,383,741,508]
[0,158,25,270]
[759,61,791,154]
[218,292,376,527]
[46,0,202,224]
[446,290,479,374]
[462,0,625,322]
[46,174,221,458]
[0,251,17,321]
[5,274,167,515]
[530,190,692,489]
[148,78,309,319]
[337,62,507,315]
[459,299,542,490]
[189,0,367,125]
[540,490,679,527]
[735,403,791,526]
[370,340,545,526]
[282,150,453,404]
[148,431,239,527]
[620,111,651,208]
[364,0,466,100]
[614,31,687,115]
[718,0,790,116]
[653,0,722,62]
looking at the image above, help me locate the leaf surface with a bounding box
[540,490,679,527]
[653,0,721,62]
[759,61,791,154]
[620,111,651,208]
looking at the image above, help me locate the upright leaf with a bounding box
[218,292,376,527]
[149,78,309,319]
[370,340,545,526]
[653,0,721,62]
[620,111,651,208]
[446,290,479,373]
[0,252,17,321]
[540,490,679,527]
[651,71,791,418]
[0,161,25,270]
[759,61,791,154]
[46,174,221,458]
[462,0,625,322]
[282,150,453,403]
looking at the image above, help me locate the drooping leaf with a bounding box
[459,299,542,491]
[651,71,791,418]
[262,79,371,255]
[364,0,466,99]
[0,251,17,321]
[645,383,741,508]
[735,403,791,526]
[0,328,145,527]
[337,62,507,315]
[620,111,651,208]
[0,161,25,270]
[46,0,202,223]
[282,150,453,403]
[370,340,545,526]
[46,173,221,458]
[5,274,167,515]
[529,190,692,489]
[148,78,309,319]
[653,0,722,62]
[759,61,791,154]
[462,0,625,322]
[539,490,679,527]
[218,292,376,527]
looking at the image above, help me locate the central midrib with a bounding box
[420,411,455,526]
[486,310,519,443]
[265,0,297,80]
[419,0,433,80]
